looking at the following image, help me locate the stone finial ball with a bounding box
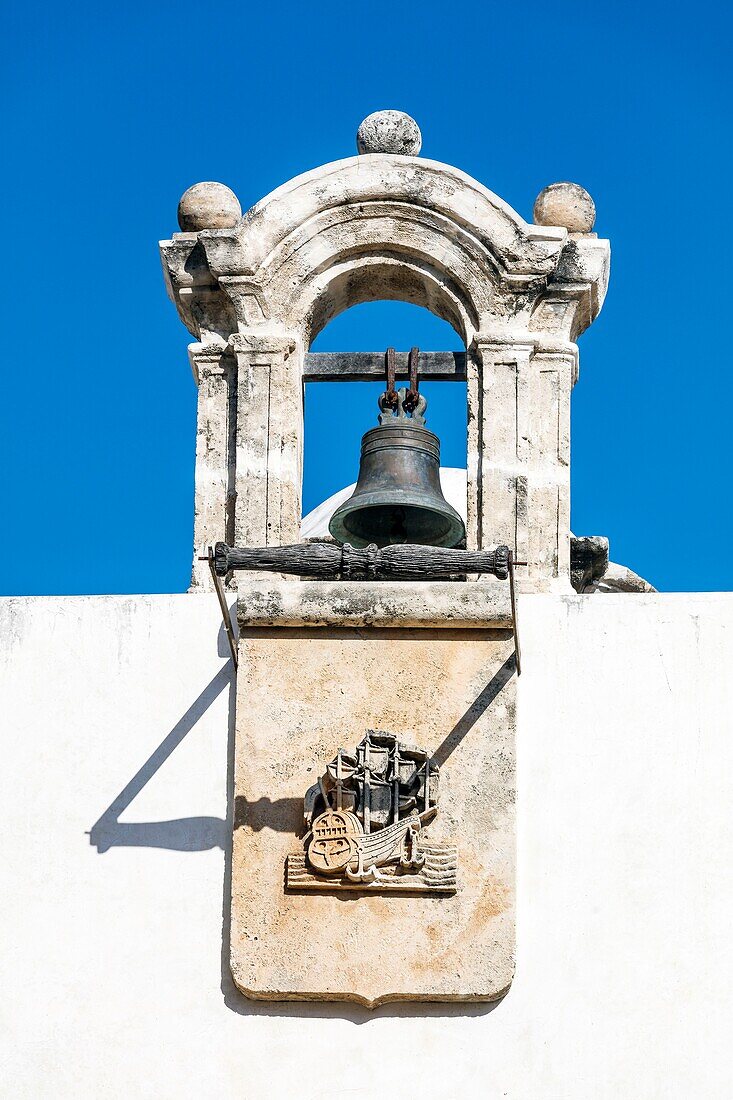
[177,182,242,232]
[533,182,596,234]
[356,110,422,156]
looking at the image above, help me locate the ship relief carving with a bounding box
[286,731,457,894]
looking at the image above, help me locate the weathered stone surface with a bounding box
[231,616,516,1006]
[570,535,610,593]
[188,344,236,589]
[533,181,596,234]
[568,534,656,593]
[356,109,422,155]
[161,139,609,592]
[177,181,241,231]
[595,562,657,593]
[236,578,511,628]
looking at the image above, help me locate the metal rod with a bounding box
[206,547,238,670]
[508,551,522,676]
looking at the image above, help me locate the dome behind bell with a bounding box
[301,468,468,541]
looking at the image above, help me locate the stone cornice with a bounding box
[161,154,609,353]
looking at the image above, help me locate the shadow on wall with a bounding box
[88,618,515,1023]
[432,654,516,768]
[88,657,233,853]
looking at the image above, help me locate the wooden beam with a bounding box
[303,351,466,383]
[213,541,510,580]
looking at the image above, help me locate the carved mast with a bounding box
[392,742,400,825]
[362,733,371,835]
[335,749,343,811]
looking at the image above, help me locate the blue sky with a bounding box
[1,0,730,594]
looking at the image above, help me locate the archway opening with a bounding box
[302,301,467,529]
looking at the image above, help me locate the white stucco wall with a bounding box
[1,592,731,1099]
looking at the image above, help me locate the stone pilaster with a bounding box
[188,343,235,590]
[526,348,575,590]
[465,342,482,553]
[468,339,532,555]
[229,332,303,548]
[468,338,575,592]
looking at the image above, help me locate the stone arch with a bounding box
[197,155,568,344]
[303,257,474,347]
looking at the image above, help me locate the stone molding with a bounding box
[229,331,304,551]
[235,578,512,629]
[161,155,608,350]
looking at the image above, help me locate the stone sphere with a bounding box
[533,182,596,233]
[356,110,422,156]
[177,182,241,232]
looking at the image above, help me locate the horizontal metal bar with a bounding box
[303,351,466,383]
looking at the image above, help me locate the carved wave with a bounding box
[286,843,457,894]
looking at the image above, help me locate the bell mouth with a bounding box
[329,491,466,549]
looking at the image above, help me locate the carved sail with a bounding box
[304,732,437,832]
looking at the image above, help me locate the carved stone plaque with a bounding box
[230,583,516,1008]
[286,731,457,893]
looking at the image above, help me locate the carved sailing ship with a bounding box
[286,731,457,893]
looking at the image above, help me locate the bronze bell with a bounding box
[329,349,466,549]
